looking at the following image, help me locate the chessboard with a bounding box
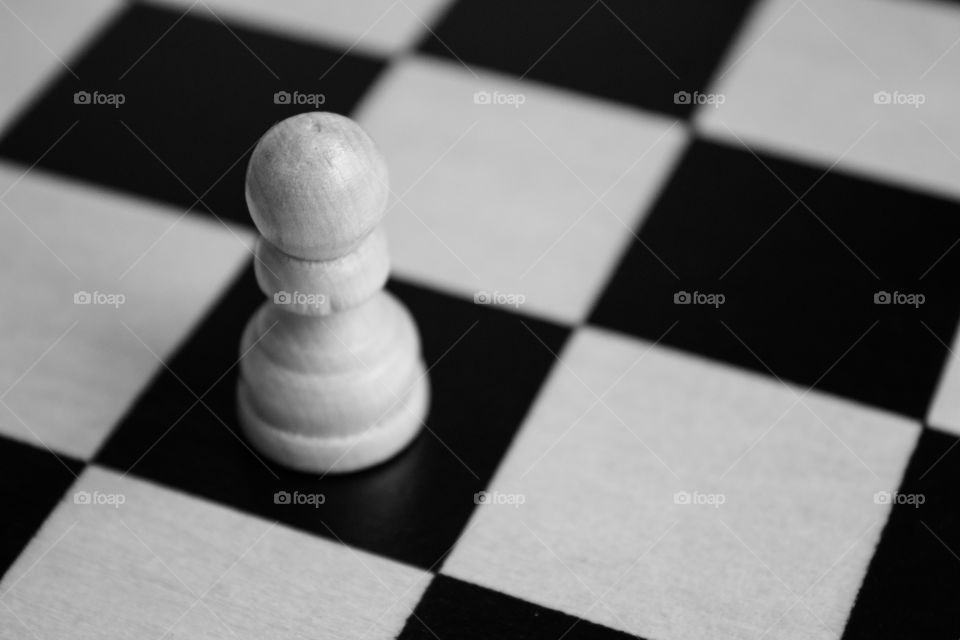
[1,0,960,638]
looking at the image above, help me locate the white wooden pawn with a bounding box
[236,112,429,473]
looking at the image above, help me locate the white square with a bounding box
[0,467,430,638]
[0,0,122,128]
[147,0,452,55]
[697,0,960,202]
[926,329,960,437]
[0,164,253,459]
[443,327,920,639]
[355,55,688,324]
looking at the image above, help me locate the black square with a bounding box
[590,139,960,419]
[419,0,754,117]
[94,264,569,570]
[841,428,960,639]
[0,436,83,578]
[0,2,384,225]
[398,575,641,639]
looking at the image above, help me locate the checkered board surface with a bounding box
[2,0,960,637]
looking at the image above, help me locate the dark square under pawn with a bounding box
[95,264,569,570]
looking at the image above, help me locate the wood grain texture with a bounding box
[442,327,920,640]
[696,0,960,202]
[0,162,253,459]
[0,0,121,128]
[0,467,431,638]
[245,112,389,261]
[239,292,426,437]
[238,113,429,473]
[354,56,688,323]
[253,227,390,316]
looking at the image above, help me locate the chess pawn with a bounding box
[237,112,429,473]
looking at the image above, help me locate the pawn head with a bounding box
[245,112,389,260]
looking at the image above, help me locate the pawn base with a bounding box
[237,369,429,474]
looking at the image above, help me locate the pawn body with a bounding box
[236,112,429,473]
[238,291,428,473]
